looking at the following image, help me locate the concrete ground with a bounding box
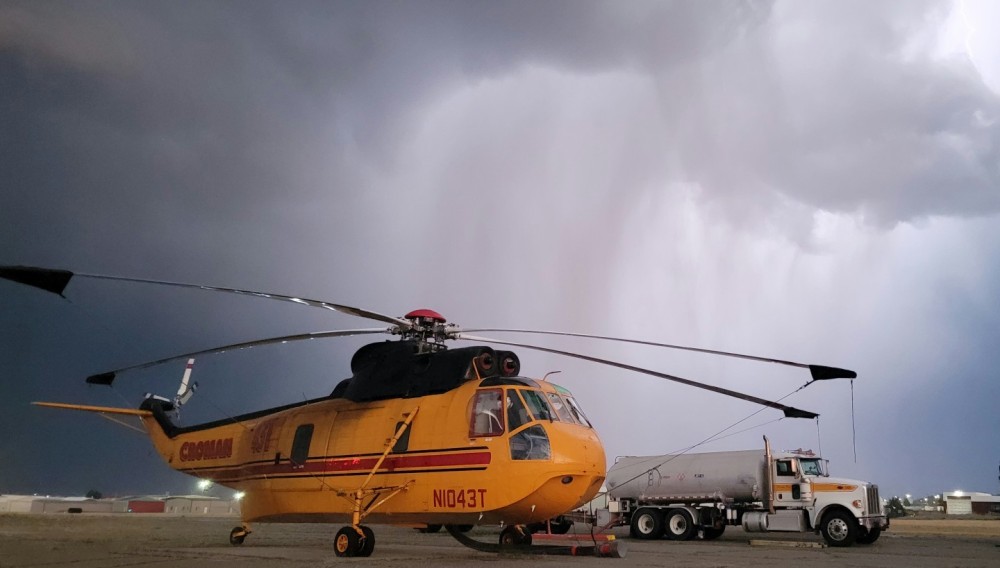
[0,514,997,567]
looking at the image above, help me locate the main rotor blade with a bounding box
[463,328,856,382]
[457,333,818,419]
[0,265,411,328]
[86,328,387,386]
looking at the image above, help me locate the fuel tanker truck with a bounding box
[601,437,888,547]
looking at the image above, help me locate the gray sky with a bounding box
[1,0,998,501]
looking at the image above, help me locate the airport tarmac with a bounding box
[1,514,997,567]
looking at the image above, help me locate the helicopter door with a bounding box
[279,412,333,489]
[504,390,551,461]
[505,389,531,431]
[290,424,314,468]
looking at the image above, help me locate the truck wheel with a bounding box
[701,525,726,540]
[664,509,696,540]
[856,526,881,545]
[820,510,858,547]
[629,508,664,540]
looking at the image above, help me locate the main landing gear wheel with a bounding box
[229,526,248,546]
[498,525,532,546]
[334,526,375,557]
[359,526,375,556]
[664,509,696,541]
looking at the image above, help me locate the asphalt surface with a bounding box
[1,515,998,567]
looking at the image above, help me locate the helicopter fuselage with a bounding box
[141,373,606,527]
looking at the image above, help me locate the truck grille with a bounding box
[866,485,881,515]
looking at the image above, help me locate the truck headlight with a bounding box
[852,499,863,510]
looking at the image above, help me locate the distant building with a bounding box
[30,497,113,514]
[0,494,239,516]
[943,491,1000,515]
[0,494,36,513]
[164,495,239,515]
[111,496,167,513]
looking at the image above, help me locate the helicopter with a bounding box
[0,265,856,557]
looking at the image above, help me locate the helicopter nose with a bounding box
[543,426,607,513]
[568,429,607,508]
[489,425,607,524]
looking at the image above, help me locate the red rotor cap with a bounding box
[404,309,446,323]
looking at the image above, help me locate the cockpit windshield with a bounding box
[564,396,592,427]
[520,390,554,421]
[472,385,593,440]
[545,392,577,423]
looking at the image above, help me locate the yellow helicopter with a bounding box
[0,265,855,557]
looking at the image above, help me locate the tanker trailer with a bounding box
[603,437,887,547]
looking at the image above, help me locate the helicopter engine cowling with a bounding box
[495,351,520,377]
[344,341,502,402]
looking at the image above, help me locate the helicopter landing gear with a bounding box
[334,525,374,557]
[498,525,532,547]
[229,524,251,546]
[330,408,418,558]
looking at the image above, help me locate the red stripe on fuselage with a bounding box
[182,451,492,482]
[327,451,491,472]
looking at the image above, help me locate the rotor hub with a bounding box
[404,309,446,324]
[397,309,459,352]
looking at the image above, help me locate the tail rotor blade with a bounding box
[464,328,856,381]
[86,328,387,386]
[457,333,818,419]
[0,265,411,328]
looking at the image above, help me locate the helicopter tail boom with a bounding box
[32,401,153,417]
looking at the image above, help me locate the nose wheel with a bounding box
[499,525,532,546]
[229,525,250,546]
[334,525,375,557]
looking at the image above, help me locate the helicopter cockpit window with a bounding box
[521,390,555,422]
[545,393,577,423]
[469,389,504,437]
[565,396,592,428]
[510,424,551,461]
[506,390,531,431]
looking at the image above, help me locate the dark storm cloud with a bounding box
[5,0,994,245]
[0,0,782,320]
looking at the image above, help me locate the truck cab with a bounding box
[768,447,888,546]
